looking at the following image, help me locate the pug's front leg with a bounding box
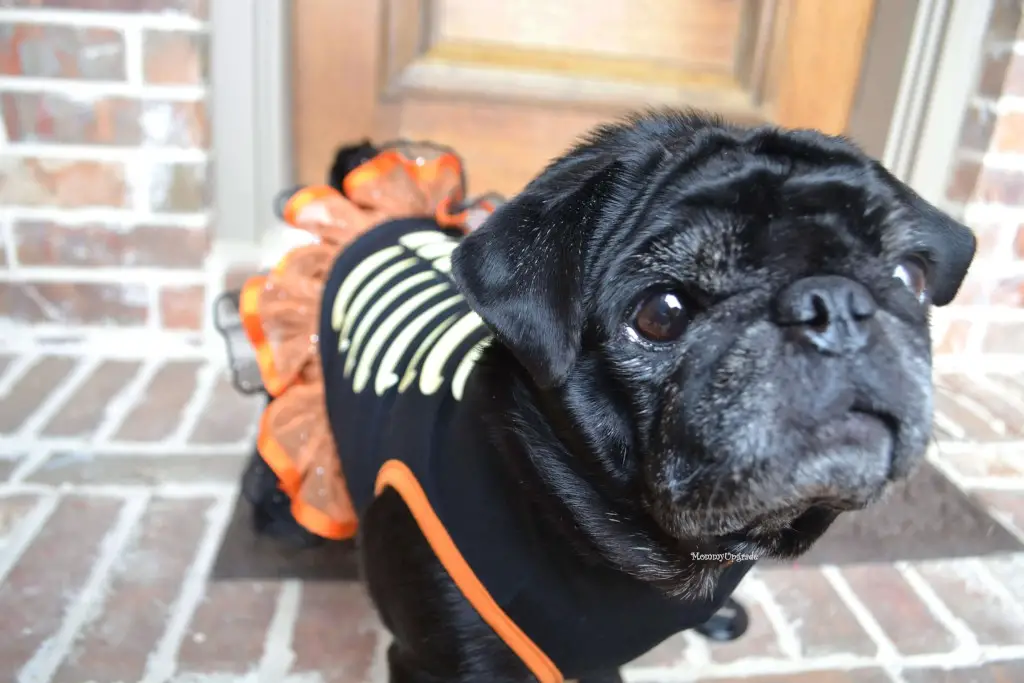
[362,489,536,683]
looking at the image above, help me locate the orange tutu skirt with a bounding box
[232,142,499,541]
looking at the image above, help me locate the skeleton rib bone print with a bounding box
[329,229,490,401]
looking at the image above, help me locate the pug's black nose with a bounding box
[775,276,876,354]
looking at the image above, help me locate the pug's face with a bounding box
[452,112,976,565]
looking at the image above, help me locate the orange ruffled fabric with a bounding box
[238,148,477,540]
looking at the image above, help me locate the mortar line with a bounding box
[0,492,60,586]
[256,580,302,683]
[17,356,100,439]
[141,492,236,683]
[168,362,220,445]
[970,558,1024,614]
[0,8,207,30]
[821,565,900,661]
[17,492,150,683]
[92,358,162,444]
[0,354,40,398]
[895,561,980,654]
[741,574,802,660]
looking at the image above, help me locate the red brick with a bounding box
[2,92,141,145]
[188,372,259,444]
[0,23,125,80]
[939,374,1024,437]
[983,322,1024,354]
[224,261,261,290]
[2,92,208,149]
[0,496,123,672]
[706,671,892,683]
[1005,50,1024,97]
[936,450,1024,480]
[159,284,205,330]
[51,497,212,683]
[40,360,140,437]
[0,494,42,541]
[27,453,244,485]
[933,319,974,356]
[903,660,1024,683]
[958,105,999,152]
[112,360,202,441]
[933,390,1004,441]
[759,568,876,657]
[0,157,127,208]
[140,100,208,147]
[0,282,149,326]
[177,581,280,674]
[291,582,382,683]
[149,162,209,212]
[0,458,20,482]
[978,49,1014,99]
[14,221,209,269]
[969,223,1013,260]
[982,554,1024,607]
[974,490,1024,531]
[975,166,1024,205]
[915,558,1024,647]
[9,0,208,18]
[948,276,987,306]
[946,159,982,203]
[841,565,957,655]
[990,276,1024,306]
[143,30,207,84]
[0,356,77,434]
[993,112,1024,154]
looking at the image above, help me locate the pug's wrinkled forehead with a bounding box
[452,111,975,388]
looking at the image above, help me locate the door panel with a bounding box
[292,0,876,197]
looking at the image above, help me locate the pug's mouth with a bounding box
[653,405,904,556]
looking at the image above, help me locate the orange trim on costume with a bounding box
[415,152,462,190]
[255,406,356,541]
[343,150,403,199]
[434,195,469,231]
[256,406,302,496]
[291,496,357,541]
[375,460,563,683]
[239,274,291,397]
[282,185,341,226]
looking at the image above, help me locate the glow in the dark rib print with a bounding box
[330,231,490,401]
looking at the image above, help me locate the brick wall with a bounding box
[938,0,1024,362]
[0,0,211,351]
[2,1,1024,361]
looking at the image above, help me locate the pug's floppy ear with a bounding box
[451,163,617,389]
[875,163,977,306]
[909,198,976,307]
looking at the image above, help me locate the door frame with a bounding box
[209,0,292,247]
[209,0,992,247]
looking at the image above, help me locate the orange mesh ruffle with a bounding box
[240,143,495,540]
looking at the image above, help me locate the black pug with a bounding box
[276,111,977,683]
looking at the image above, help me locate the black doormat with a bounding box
[210,462,1023,581]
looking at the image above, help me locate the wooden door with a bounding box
[292,0,876,197]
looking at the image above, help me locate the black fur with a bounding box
[311,111,975,681]
[328,140,379,195]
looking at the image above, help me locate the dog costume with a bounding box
[218,142,752,682]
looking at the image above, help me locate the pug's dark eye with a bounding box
[893,257,928,302]
[633,292,689,342]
